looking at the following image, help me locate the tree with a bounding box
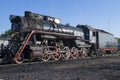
[118,38,120,43]
[0,29,12,37]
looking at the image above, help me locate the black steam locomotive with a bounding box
[0,11,118,64]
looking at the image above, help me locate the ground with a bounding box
[0,56,120,80]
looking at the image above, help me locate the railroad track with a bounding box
[0,53,119,67]
[0,54,120,80]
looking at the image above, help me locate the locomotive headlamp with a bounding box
[54,18,61,24]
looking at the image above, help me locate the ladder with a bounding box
[14,30,35,64]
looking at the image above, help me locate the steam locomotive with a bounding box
[0,11,118,64]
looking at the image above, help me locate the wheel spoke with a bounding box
[52,53,61,60]
[81,48,87,58]
[71,47,79,59]
[62,47,70,60]
[63,52,70,60]
[42,54,51,62]
[71,52,78,59]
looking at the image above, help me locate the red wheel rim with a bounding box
[53,53,61,60]
[72,52,78,59]
[73,52,77,57]
[42,55,51,62]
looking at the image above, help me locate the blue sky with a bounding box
[0,0,120,37]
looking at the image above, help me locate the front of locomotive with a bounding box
[0,16,23,64]
[0,13,30,64]
[8,12,38,64]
